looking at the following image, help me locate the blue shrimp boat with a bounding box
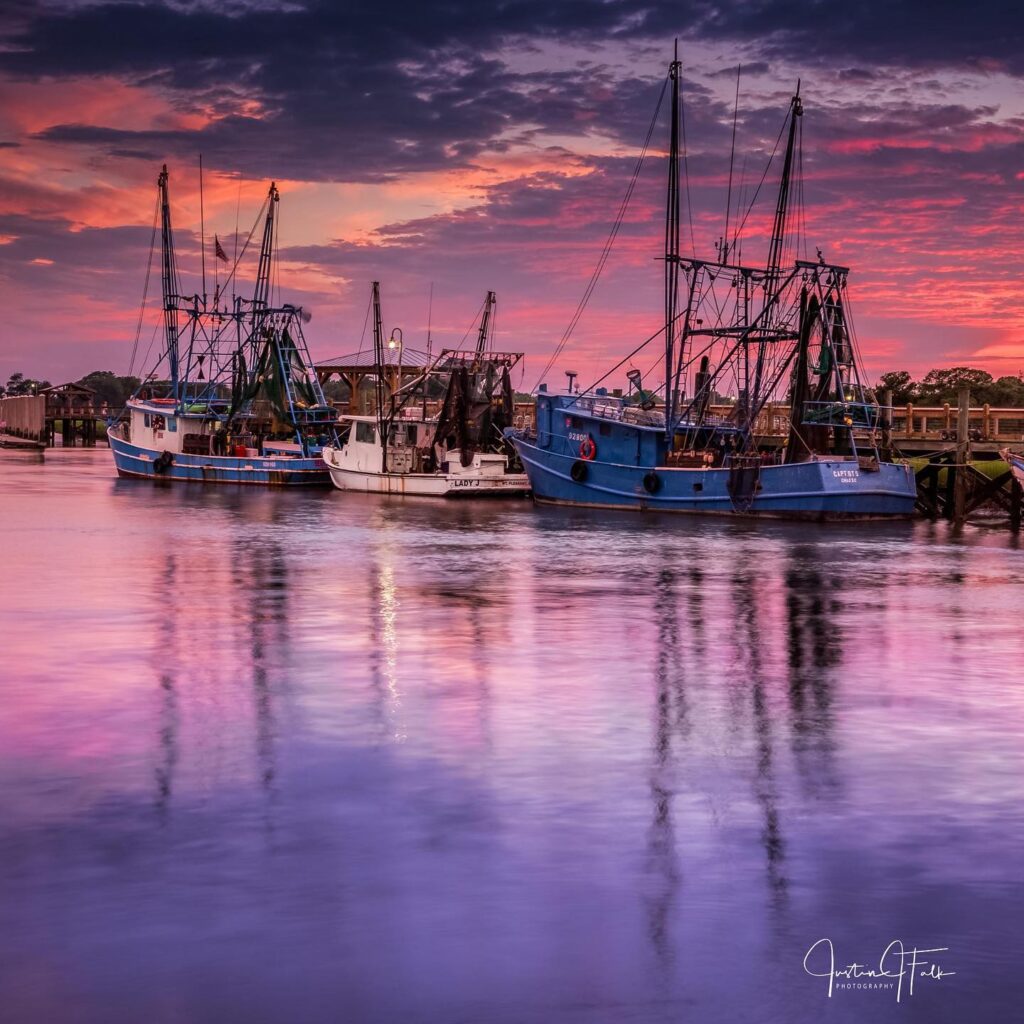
[109,167,337,486]
[510,49,917,520]
[1001,449,1024,488]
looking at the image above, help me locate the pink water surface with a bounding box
[1,448,1022,1023]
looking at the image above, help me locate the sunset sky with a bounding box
[2,0,1023,390]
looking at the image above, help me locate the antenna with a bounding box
[426,281,434,361]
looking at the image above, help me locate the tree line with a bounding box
[876,367,1024,407]
[4,365,1024,409]
[2,370,140,407]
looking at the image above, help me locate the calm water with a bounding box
[1,448,1022,1023]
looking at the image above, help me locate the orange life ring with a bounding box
[579,436,596,461]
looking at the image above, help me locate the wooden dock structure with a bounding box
[0,384,112,448]
[40,383,108,447]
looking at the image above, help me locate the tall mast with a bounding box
[158,165,180,400]
[750,85,802,418]
[476,290,496,356]
[663,42,682,438]
[254,181,279,312]
[371,281,387,465]
[764,85,802,300]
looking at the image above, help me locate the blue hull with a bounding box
[109,431,330,487]
[512,437,917,520]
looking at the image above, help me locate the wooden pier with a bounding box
[41,383,107,447]
[908,389,1023,528]
[706,395,1024,459]
[0,384,110,449]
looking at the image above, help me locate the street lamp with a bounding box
[388,328,404,395]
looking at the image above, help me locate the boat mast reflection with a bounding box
[645,558,689,968]
[730,561,788,903]
[234,539,289,795]
[784,546,841,798]
[154,553,180,824]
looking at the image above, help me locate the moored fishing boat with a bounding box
[109,167,338,485]
[509,47,917,520]
[322,284,530,497]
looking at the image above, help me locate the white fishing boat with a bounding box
[324,414,530,495]
[322,283,530,498]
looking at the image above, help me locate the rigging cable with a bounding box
[678,62,696,258]
[731,114,788,255]
[532,72,670,391]
[216,198,270,301]
[128,190,161,377]
[459,295,488,348]
[354,287,373,365]
[722,65,741,262]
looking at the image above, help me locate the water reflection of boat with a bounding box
[510,47,917,520]
[149,522,287,819]
[110,167,337,486]
[323,284,530,497]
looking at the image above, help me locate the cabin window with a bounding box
[599,424,611,436]
[144,414,151,427]
[355,421,376,444]
[166,417,177,432]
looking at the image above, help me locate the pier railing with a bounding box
[705,403,1024,444]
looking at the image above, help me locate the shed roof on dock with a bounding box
[41,382,95,397]
[315,347,433,376]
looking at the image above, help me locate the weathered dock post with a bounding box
[879,388,893,458]
[952,387,971,526]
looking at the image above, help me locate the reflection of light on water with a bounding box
[378,559,406,743]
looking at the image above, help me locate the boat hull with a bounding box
[1001,449,1024,488]
[323,458,530,497]
[109,428,330,486]
[511,437,917,520]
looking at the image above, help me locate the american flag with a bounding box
[214,235,228,263]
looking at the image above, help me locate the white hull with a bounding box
[323,448,529,497]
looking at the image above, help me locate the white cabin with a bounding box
[334,415,507,477]
[125,400,208,455]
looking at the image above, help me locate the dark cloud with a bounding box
[4,0,1024,185]
[707,61,771,78]
[4,1,1024,379]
